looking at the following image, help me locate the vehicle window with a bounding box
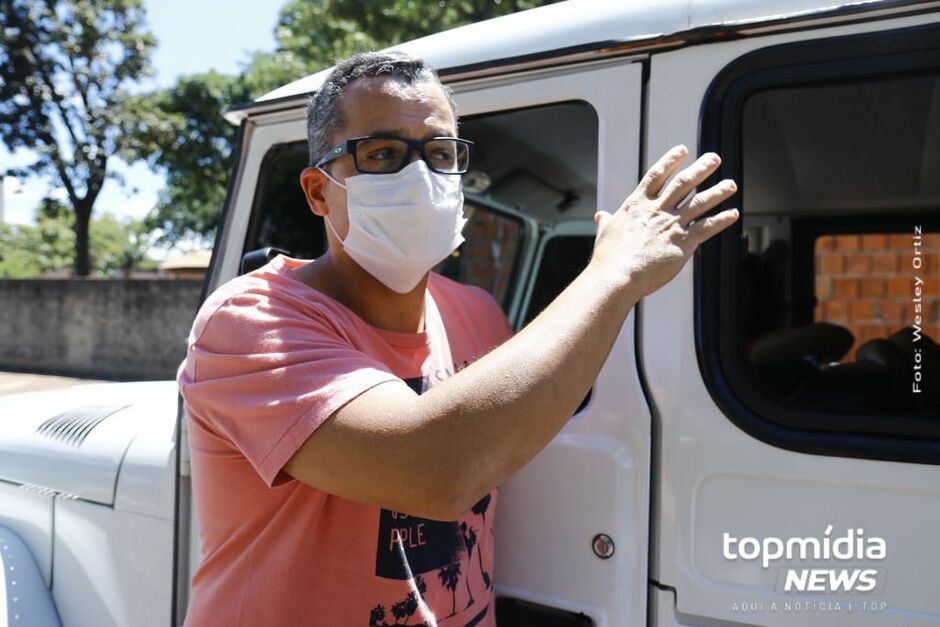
[700,27,940,459]
[521,234,595,414]
[434,199,524,309]
[523,235,594,325]
[738,76,940,417]
[446,101,598,316]
[245,142,325,260]
[813,233,940,362]
[245,101,599,319]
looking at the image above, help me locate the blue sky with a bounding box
[1,0,284,230]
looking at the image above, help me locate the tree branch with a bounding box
[65,54,93,123]
[36,62,88,150]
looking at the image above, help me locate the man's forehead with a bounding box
[344,75,442,101]
[340,76,456,136]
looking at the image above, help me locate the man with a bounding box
[178,51,738,626]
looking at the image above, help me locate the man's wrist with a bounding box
[582,260,641,315]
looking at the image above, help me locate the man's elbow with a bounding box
[403,471,483,522]
[411,501,466,523]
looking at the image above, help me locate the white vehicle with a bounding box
[2,1,938,625]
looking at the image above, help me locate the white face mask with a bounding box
[319,160,467,294]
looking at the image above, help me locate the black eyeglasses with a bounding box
[314,135,474,175]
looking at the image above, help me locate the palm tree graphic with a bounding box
[437,562,461,617]
[471,494,493,587]
[459,522,478,607]
[471,494,491,524]
[402,591,419,624]
[368,576,429,625]
[368,604,386,626]
[391,599,408,624]
[466,504,492,590]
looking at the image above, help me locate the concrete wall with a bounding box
[0,278,203,380]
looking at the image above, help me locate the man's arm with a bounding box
[284,146,739,520]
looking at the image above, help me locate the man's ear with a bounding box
[300,167,329,217]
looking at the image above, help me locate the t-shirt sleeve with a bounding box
[467,284,515,346]
[178,289,400,487]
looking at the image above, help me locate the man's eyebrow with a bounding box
[366,127,456,138]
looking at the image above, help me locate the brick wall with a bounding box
[460,206,522,305]
[814,232,940,360]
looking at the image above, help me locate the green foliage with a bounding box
[0,198,154,278]
[121,72,254,247]
[0,0,154,275]
[247,0,561,96]
[0,214,74,278]
[269,0,554,75]
[124,0,560,245]
[90,212,156,275]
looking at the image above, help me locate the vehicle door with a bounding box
[643,9,940,626]
[176,60,651,627]
[454,61,650,626]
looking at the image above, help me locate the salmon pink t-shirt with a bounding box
[177,255,512,627]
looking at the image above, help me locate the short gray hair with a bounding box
[306,51,458,167]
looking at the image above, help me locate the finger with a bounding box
[636,145,688,199]
[658,152,721,211]
[687,208,740,247]
[678,179,737,226]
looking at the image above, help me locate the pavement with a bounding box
[0,371,106,396]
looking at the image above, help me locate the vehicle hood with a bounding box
[0,380,179,508]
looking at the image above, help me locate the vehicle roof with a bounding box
[233,0,913,120]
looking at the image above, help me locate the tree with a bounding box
[0,197,154,278]
[124,0,561,245]
[0,0,155,276]
[90,212,156,276]
[436,562,461,617]
[270,0,558,74]
[121,72,254,248]
[0,214,72,277]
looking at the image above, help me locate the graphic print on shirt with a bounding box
[368,375,493,626]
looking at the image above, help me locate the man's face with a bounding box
[301,76,458,240]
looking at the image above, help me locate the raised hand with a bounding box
[590,145,739,299]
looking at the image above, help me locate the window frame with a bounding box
[695,22,940,464]
[518,220,596,326]
[242,140,318,259]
